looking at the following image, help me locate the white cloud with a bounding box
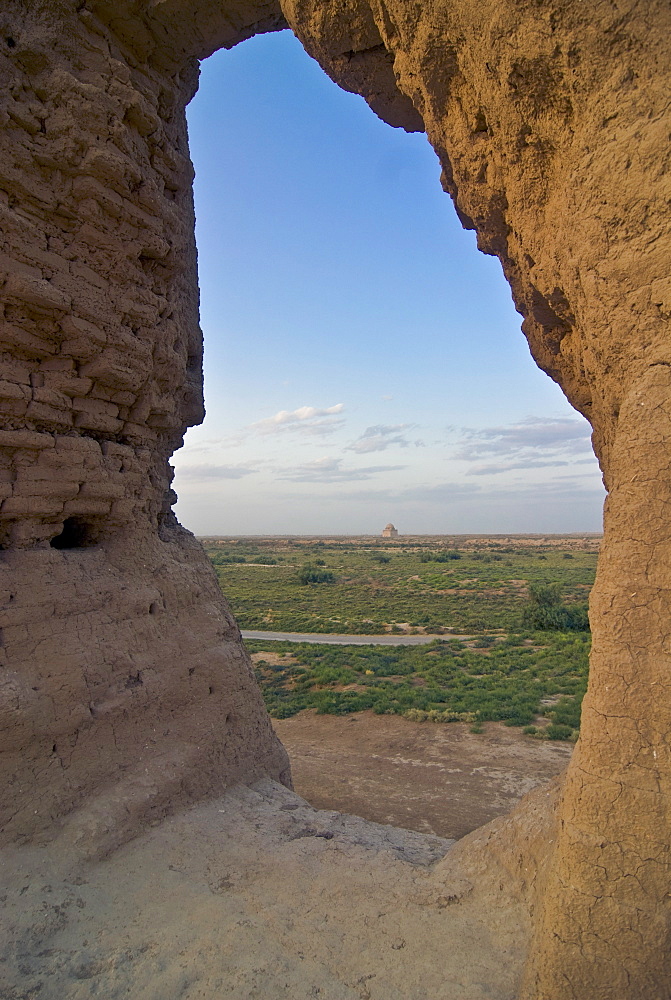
[454,416,595,475]
[175,463,258,480]
[467,458,571,476]
[278,456,406,483]
[251,403,345,436]
[332,481,478,503]
[346,423,424,454]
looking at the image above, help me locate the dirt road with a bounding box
[242,629,472,645]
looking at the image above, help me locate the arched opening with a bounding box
[173,30,604,537]
[171,29,604,841]
[1,3,667,997]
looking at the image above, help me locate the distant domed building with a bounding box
[382,523,398,538]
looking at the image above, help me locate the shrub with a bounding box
[546,695,583,729]
[404,708,475,724]
[419,550,460,562]
[544,723,575,741]
[298,565,336,585]
[522,584,590,632]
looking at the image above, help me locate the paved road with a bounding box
[240,629,471,646]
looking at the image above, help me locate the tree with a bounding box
[522,584,589,631]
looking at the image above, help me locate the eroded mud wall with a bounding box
[0,0,289,854]
[1,0,670,995]
[280,2,671,996]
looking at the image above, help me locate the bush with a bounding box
[298,565,336,585]
[522,584,590,632]
[546,695,583,729]
[419,550,460,563]
[544,723,575,741]
[473,635,496,648]
[403,708,475,724]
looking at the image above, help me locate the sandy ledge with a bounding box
[0,779,532,1000]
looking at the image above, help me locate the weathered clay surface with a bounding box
[0,779,554,1000]
[1,0,670,997]
[0,0,290,851]
[279,3,671,994]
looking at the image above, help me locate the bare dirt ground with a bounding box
[274,711,573,839]
[0,780,538,1000]
[1,713,567,999]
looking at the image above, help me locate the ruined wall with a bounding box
[1,0,670,996]
[0,0,290,854]
[280,3,671,995]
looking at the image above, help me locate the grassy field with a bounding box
[202,535,598,634]
[202,535,599,740]
[246,633,590,739]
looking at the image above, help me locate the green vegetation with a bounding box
[521,583,590,632]
[203,537,597,634]
[247,632,590,739]
[298,564,336,585]
[202,536,598,739]
[419,550,461,562]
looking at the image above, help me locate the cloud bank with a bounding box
[455,416,594,475]
[175,463,258,480]
[347,424,424,454]
[278,456,406,483]
[251,403,345,437]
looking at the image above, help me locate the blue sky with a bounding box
[172,30,605,535]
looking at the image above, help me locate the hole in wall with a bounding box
[50,517,100,550]
[168,29,604,840]
[174,31,603,538]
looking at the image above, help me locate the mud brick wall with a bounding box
[0,1,205,549]
[0,0,289,857]
[1,1,670,996]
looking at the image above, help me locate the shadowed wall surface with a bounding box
[0,1,669,996]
